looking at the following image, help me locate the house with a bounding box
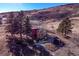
[31,25,47,40]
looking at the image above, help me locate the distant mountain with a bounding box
[1,3,79,21]
[29,3,79,20]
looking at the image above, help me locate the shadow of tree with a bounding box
[6,36,52,56]
[36,34,65,48]
[7,37,35,56]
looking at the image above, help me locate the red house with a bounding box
[32,28,38,39]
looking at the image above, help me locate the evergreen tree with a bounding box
[17,11,24,39]
[11,17,20,34]
[23,16,32,38]
[0,18,2,25]
[57,17,72,37]
[7,12,14,24]
[6,12,14,37]
[6,12,20,37]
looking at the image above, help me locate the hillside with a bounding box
[0,3,79,56]
[1,3,79,21]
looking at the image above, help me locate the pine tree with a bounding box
[57,17,72,37]
[6,12,14,37]
[0,18,2,25]
[17,11,24,39]
[11,17,20,34]
[7,12,14,24]
[6,12,20,37]
[23,16,32,38]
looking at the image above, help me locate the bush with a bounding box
[57,17,72,37]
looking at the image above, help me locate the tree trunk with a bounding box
[20,33,22,40]
[26,34,27,39]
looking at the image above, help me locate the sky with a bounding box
[0,3,66,13]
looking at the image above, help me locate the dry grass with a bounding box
[0,25,11,56]
[41,18,79,56]
[0,17,79,55]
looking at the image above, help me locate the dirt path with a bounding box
[0,25,11,56]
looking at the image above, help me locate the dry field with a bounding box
[0,17,79,56]
[41,18,79,56]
